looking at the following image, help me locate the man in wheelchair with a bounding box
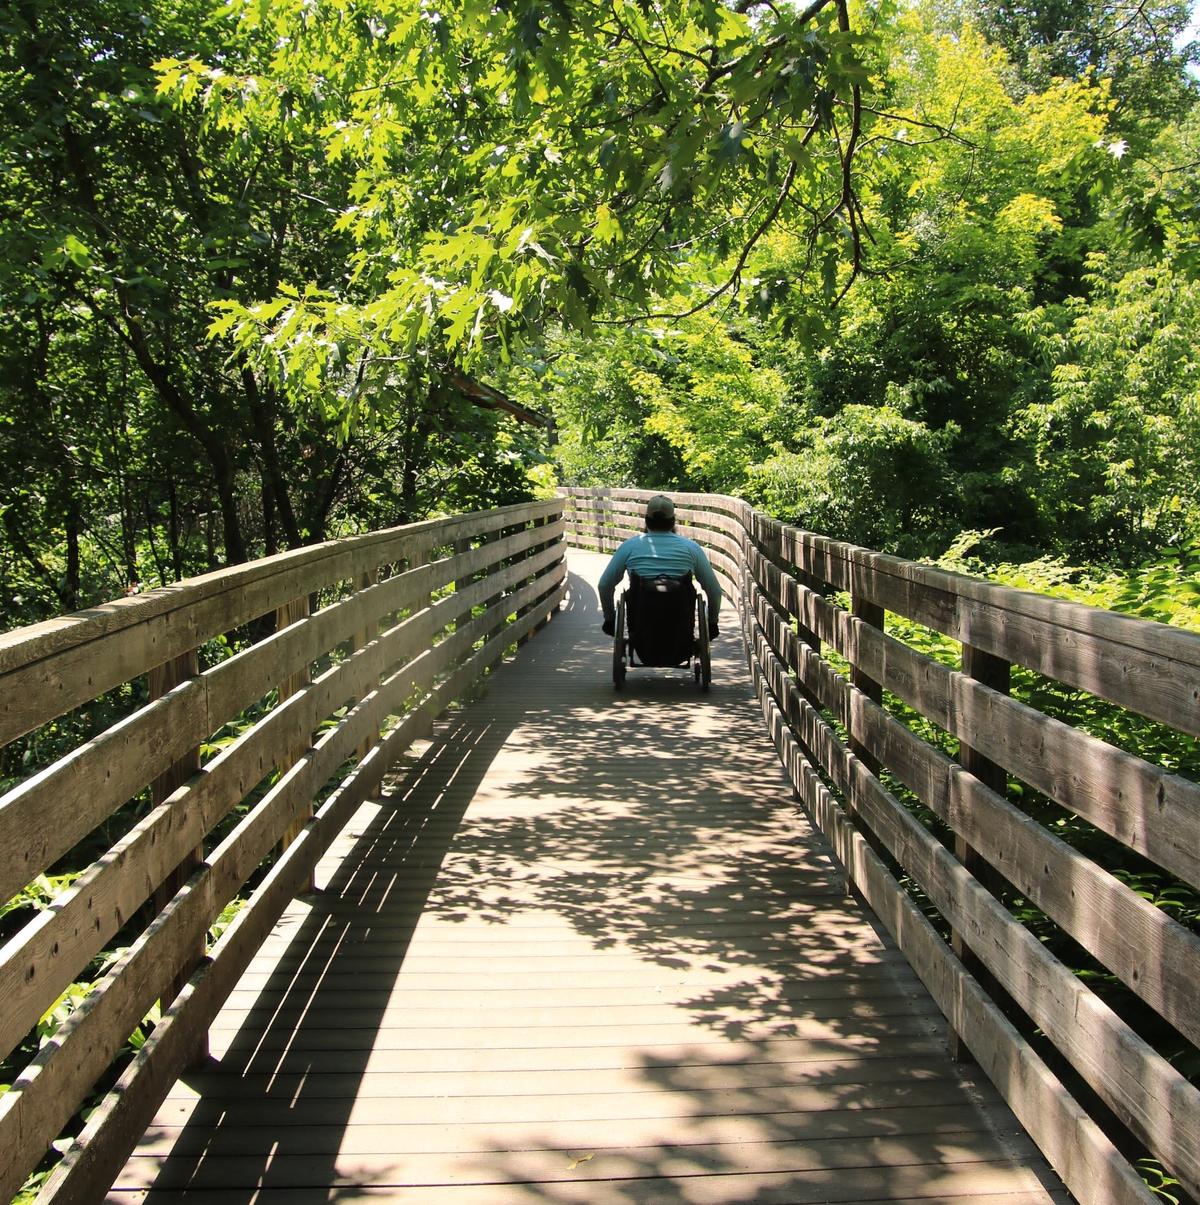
[598,494,722,648]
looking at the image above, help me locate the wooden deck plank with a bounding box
[115,552,1064,1203]
[115,1132,1048,1190]
[111,1193,1068,1205]
[124,1102,1036,1157]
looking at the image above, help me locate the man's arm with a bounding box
[691,544,722,632]
[597,540,632,627]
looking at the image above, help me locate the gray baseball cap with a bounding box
[646,494,675,522]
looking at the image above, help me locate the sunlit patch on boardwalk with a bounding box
[111,552,1066,1204]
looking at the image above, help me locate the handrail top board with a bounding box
[0,499,559,681]
[560,488,1200,672]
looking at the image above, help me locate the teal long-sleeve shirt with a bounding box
[598,531,722,623]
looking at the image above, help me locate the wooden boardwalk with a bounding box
[112,552,1067,1204]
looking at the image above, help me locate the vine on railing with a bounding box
[0,499,566,1204]
[561,485,1200,1205]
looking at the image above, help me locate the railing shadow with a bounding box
[125,563,1061,1202]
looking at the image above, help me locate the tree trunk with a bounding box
[167,479,184,581]
[242,366,301,548]
[261,471,278,557]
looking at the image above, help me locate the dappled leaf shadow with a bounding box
[121,556,1064,1203]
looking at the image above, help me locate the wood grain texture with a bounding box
[33,571,567,1205]
[748,547,1200,891]
[745,579,1200,1052]
[103,552,1063,1205]
[773,525,1200,736]
[742,588,1199,1200]
[0,500,561,746]
[739,588,1154,1205]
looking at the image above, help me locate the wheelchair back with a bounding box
[625,571,696,666]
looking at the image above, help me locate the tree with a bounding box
[1017,258,1200,560]
[524,314,790,494]
[159,0,884,396]
[2,0,560,624]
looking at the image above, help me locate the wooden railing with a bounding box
[562,486,1200,1205]
[0,499,566,1203]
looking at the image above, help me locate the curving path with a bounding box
[112,552,1066,1204]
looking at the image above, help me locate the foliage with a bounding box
[156,0,882,389]
[525,316,792,493]
[1017,259,1200,560]
[745,402,958,552]
[0,0,554,629]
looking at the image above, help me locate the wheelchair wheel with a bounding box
[696,598,712,691]
[613,597,626,689]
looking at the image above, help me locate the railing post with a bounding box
[841,594,886,896]
[148,648,204,1053]
[453,537,474,633]
[849,596,884,775]
[777,527,824,716]
[517,515,549,646]
[949,641,1012,1060]
[481,527,509,647]
[354,567,380,760]
[275,594,312,882]
[412,544,431,614]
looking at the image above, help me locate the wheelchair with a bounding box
[612,571,712,691]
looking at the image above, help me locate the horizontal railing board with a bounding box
[0,500,558,674]
[0,518,563,905]
[753,622,1200,1200]
[772,528,1200,738]
[0,676,210,907]
[565,483,1197,1203]
[1,510,564,1203]
[6,565,565,1204]
[742,626,1153,1205]
[0,501,561,746]
[781,525,1200,670]
[751,637,1181,1202]
[0,530,560,1058]
[748,544,1200,892]
[747,578,1200,1052]
[37,572,567,1205]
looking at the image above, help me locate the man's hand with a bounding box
[708,621,719,640]
[601,617,615,636]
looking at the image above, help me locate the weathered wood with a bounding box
[950,643,1011,1061]
[1,516,558,898]
[775,526,1200,737]
[2,703,358,1201]
[743,636,1152,1205]
[0,676,209,907]
[1,512,566,1203]
[37,571,569,1205]
[757,621,1200,1199]
[748,577,1200,1054]
[839,755,1200,1198]
[147,649,205,1040]
[9,485,1199,1205]
[515,520,542,647]
[754,552,1200,892]
[353,567,380,760]
[0,499,561,747]
[0,624,395,1061]
[95,556,1059,1205]
[0,562,424,905]
[848,597,884,778]
[275,594,314,859]
[569,494,1200,1201]
[0,499,559,675]
[0,520,564,908]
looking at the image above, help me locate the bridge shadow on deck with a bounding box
[120,561,1065,1203]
